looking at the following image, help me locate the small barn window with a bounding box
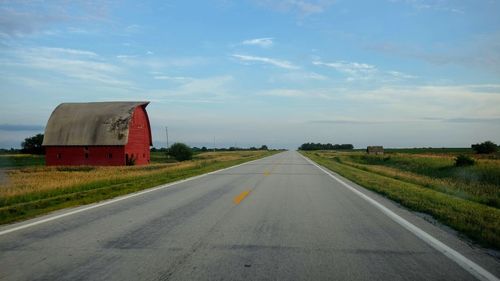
[85,153,89,159]
[57,153,61,159]
[108,153,112,159]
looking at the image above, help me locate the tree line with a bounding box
[298,143,354,151]
[11,134,499,155]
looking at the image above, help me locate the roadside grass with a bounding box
[339,153,500,208]
[150,151,178,163]
[301,151,500,249]
[0,150,277,225]
[383,147,473,154]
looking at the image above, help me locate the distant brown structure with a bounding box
[367,146,384,155]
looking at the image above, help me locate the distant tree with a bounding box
[259,145,268,150]
[298,142,353,151]
[201,146,208,152]
[21,134,44,154]
[471,141,498,154]
[168,143,193,161]
[150,147,158,152]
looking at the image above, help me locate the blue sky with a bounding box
[1,0,499,149]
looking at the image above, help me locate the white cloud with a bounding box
[259,89,310,97]
[313,60,377,75]
[258,88,334,99]
[270,71,328,83]
[369,32,500,74]
[117,55,210,69]
[37,47,97,57]
[387,71,418,79]
[308,119,387,124]
[116,54,137,59]
[2,47,130,87]
[153,75,193,81]
[254,0,335,17]
[242,37,274,48]
[257,84,500,121]
[232,54,299,69]
[389,0,464,14]
[125,24,141,33]
[0,2,112,40]
[146,76,234,101]
[345,84,500,119]
[313,59,416,82]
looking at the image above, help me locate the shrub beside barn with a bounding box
[42,101,152,166]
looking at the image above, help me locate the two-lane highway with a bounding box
[0,151,498,280]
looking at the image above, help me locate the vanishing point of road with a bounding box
[0,151,499,280]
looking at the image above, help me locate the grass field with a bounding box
[0,150,277,225]
[301,150,500,249]
[0,154,45,168]
[383,147,472,154]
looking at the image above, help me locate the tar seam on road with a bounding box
[300,153,499,281]
[0,156,268,237]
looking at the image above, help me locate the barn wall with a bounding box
[45,146,125,166]
[124,106,151,165]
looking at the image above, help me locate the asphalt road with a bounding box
[0,151,498,280]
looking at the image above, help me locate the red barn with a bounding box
[42,101,152,166]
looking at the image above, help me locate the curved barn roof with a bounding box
[42,101,150,146]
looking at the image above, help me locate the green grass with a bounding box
[302,151,500,249]
[0,150,219,168]
[0,151,278,225]
[150,151,178,163]
[345,153,500,186]
[383,147,473,154]
[0,154,45,168]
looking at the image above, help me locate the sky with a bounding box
[1,0,499,149]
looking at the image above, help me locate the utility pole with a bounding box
[165,126,169,148]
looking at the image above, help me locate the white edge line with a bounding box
[0,155,273,237]
[300,153,499,281]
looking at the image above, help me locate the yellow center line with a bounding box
[233,190,251,205]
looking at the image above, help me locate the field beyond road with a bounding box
[301,150,500,249]
[0,150,277,225]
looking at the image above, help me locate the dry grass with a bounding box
[0,151,269,199]
[315,151,500,207]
